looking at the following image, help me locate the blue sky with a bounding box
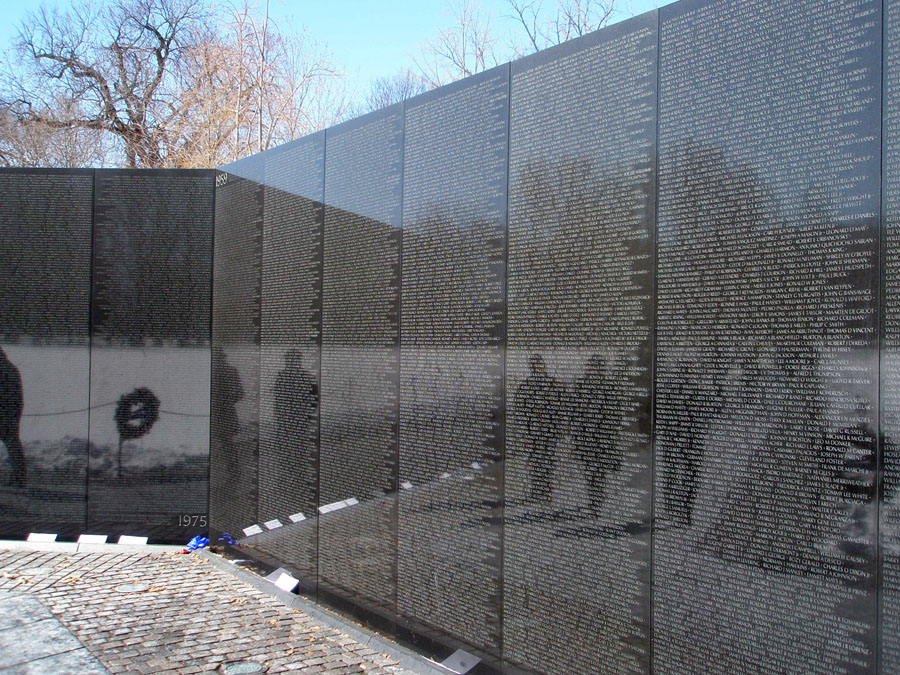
[0,0,676,90]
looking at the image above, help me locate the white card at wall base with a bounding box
[471,462,481,470]
[343,498,359,507]
[263,519,283,530]
[273,572,299,593]
[27,533,57,543]
[78,534,108,544]
[288,513,306,523]
[318,500,346,514]
[401,481,413,490]
[118,535,148,545]
[242,524,263,536]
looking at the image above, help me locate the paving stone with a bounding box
[0,549,425,675]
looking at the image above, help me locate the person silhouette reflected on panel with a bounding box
[0,347,25,487]
[275,349,318,446]
[572,355,622,514]
[516,354,563,504]
[212,346,243,441]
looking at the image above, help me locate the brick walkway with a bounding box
[0,548,422,674]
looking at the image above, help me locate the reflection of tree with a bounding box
[657,140,779,527]
[509,154,650,347]
[402,204,506,350]
[93,174,212,346]
[659,139,876,570]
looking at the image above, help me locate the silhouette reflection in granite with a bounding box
[0,347,25,487]
[572,354,626,515]
[274,348,318,446]
[515,354,564,504]
[212,346,243,441]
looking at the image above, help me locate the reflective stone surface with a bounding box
[206,0,898,672]
[398,66,508,659]
[89,169,213,541]
[654,0,880,671]
[882,0,900,668]
[0,169,93,539]
[503,12,656,674]
[319,106,403,612]
[258,134,324,585]
[211,156,264,539]
[0,168,213,543]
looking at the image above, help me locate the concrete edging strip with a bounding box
[0,540,184,554]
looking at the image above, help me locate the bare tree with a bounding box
[165,0,349,166]
[0,100,110,167]
[354,69,429,115]
[506,0,620,55]
[414,0,501,88]
[412,0,624,88]
[1,0,209,167]
[0,0,350,168]
[252,20,351,150]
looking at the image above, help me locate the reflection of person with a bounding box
[659,370,706,527]
[515,354,563,503]
[0,347,25,487]
[274,349,318,444]
[572,355,623,512]
[212,346,243,438]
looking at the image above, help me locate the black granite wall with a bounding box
[0,168,214,543]
[209,0,899,672]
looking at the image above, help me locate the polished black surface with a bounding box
[398,66,508,658]
[0,168,213,543]
[255,133,325,584]
[0,169,93,539]
[89,169,213,541]
[654,0,881,671]
[319,105,403,611]
[204,0,900,671]
[882,0,900,669]
[503,12,656,673]
[210,156,264,538]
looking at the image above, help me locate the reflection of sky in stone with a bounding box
[218,151,264,184]
[263,134,324,200]
[324,106,403,226]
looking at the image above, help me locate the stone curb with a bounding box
[196,549,455,675]
[0,540,185,554]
